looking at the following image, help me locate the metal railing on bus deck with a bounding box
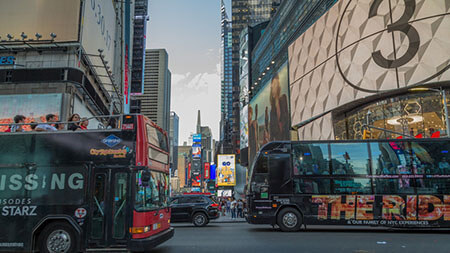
[0,115,124,133]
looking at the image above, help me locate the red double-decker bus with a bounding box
[0,114,173,253]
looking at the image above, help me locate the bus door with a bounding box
[88,167,130,248]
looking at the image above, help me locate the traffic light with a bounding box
[363,129,371,140]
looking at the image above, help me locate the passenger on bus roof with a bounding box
[5,115,26,133]
[35,114,58,132]
[54,121,65,131]
[68,113,82,131]
[80,118,89,130]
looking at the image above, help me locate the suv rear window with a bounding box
[178,196,208,204]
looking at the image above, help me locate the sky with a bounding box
[147,0,231,145]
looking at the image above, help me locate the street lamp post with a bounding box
[409,87,450,136]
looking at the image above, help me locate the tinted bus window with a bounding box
[254,154,269,174]
[330,143,370,175]
[269,153,291,194]
[292,143,330,175]
[371,141,415,194]
[294,178,331,194]
[333,178,372,194]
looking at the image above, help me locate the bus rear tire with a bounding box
[38,222,77,253]
[277,207,302,232]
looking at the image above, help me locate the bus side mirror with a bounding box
[141,171,151,187]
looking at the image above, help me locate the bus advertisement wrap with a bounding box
[217,155,236,186]
[311,194,450,226]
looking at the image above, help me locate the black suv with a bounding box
[170,195,220,226]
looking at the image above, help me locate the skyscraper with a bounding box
[134,49,171,132]
[220,0,281,154]
[220,0,234,153]
[170,111,179,176]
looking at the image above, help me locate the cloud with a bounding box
[171,64,221,144]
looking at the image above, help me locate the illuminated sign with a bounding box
[217,155,236,186]
[0,56,15,65]
[193,134,202,143]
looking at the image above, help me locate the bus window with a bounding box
[269,153,291,194]
[113,173,128,239]
[255,153,268,174]
[409,140,450,194]
[330,143,370,175]
[292,143,330,175]
[135,171,158,211]
[371,141,414,194]
[294,178,330,194]
[91,174,106,240]
[333,178,372,194]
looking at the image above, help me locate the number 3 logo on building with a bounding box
[369,0,420,69]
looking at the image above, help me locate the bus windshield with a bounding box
[135,170,169,211]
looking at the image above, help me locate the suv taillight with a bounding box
[211,203,219,208]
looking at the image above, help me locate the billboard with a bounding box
[217,155,236,186]
[191,159,202,187]
[81,0,116,73]
[0,0,80,42]
[204,163,210,180]
[217,189,232,197]
[249,62,290,163]
[240,105,249,149]
[0,94,62,132]
[192,144,201,158]
[210,164,217,180]
[193,134,202,143]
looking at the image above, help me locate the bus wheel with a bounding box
[38,222,76,253]
[277,208,302,232]
[193,212,208,227]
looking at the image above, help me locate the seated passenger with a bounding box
[68,113,82,131]
[54,121,65,131]
[35,114,57,132]
[80,118,89,130]
[5,115,26,133]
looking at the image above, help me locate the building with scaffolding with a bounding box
[0,0,134,128]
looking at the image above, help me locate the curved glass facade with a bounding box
[333,91,450,140]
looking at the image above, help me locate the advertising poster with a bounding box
[249,62,290,163]
[217,155,236,186]
[0,0,80,43]
[192,144,201,158]
[240,105,249,149]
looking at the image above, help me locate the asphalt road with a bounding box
[151,222,450,253]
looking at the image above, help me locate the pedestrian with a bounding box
[231,198,237,219]
[226,199,231,214]
[35,114,58,131]
[68,113,82,131]
[221,200,226,216]
[79,118,89,130]
[5,115,26,133]
[237,199,244,218]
